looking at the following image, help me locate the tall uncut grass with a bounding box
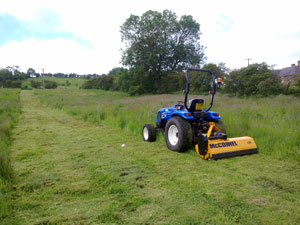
[36,88,300,162]
[0,88,21,221]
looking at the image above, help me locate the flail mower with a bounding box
[142,68,258,160]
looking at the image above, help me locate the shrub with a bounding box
[44,80,58,89]
[287,85,300,96]
[128,85,141,96]
[257,76,282,96]
[1,80,22,88]
[30,80,42,88]
[82,75,113,90]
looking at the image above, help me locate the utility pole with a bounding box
[41,68,45,89]
[246,58,252,66]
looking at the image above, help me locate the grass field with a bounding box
[1,88,300,224]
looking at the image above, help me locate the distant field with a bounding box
[35,88,300,162]
[22,77,87,88]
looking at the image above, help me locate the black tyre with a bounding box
[142,124,156,142]
[164,117,192,152]
[213,120,226,133]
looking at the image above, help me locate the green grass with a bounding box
[0,88,21,222]
[35,88,300,162]
[3,89,300,224]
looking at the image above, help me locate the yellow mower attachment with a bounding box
[195,122,258,160]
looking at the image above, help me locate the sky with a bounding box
[0,0,300,74]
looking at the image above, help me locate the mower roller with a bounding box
[142,68,258,160]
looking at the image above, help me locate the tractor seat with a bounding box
[188,99,204,113]
[188,99,206,118]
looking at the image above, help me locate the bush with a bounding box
[1,80,22,88]
[287,85,300,96]
[257,76,282,96]
[82,75,114,90]
[21,85,32,90]
[44,80,58,89]
[30,80,42,88]
[293,74,300,88]
[128,85,141,96]
[81,79,95,89]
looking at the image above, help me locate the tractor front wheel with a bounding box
[142,124,156,142]
[165,117,192,152]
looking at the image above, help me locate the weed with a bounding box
[99,110,106,120]
[0,152,13,180]
[118,115,127,129]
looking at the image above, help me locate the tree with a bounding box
[120,10,205,93]
[224,63,282,96]
[293,74,300,89]
[0,69,12,82]
[27,68,36,77]
[108,67,124,75]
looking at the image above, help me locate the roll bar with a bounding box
[184,68,217,112]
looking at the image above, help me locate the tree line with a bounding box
[26,68,100,79]
[0,66,100,89]
[81,62,300,96]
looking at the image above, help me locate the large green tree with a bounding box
[120,10,205,93]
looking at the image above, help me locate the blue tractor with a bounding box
[142,68,258,160]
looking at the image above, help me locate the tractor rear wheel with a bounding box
[142,124,156,142]
[165,117,192,152]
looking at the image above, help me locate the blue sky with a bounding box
[0,0,299,74]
